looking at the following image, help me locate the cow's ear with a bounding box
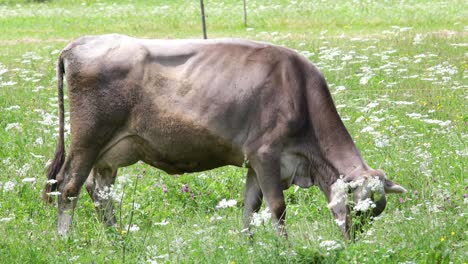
[384,178,407,194]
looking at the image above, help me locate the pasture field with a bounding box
[0,0,466,263]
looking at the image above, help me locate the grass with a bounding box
[0,0,466,263]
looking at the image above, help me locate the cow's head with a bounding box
[327,169,406,240]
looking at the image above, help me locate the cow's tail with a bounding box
[43,53,66,204]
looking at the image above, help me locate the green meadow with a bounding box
[0,0,466,263]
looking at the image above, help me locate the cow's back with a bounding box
[62,34,311,173]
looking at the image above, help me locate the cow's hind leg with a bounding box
[85,167,118,227]
[57,147,100,235]
[243,168,263,233]
[56,120,120,234]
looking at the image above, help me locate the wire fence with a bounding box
[199,0,248,39]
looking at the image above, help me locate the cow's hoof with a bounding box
[58,213,72,236]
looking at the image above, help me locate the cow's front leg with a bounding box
[250,149,287,237]
[85,167,118,227]
[243,168,263,233]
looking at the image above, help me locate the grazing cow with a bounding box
[43,34,406,239]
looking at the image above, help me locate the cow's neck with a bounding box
[306,78,368,198]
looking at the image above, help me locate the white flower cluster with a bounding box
[215,199,237,209]
[250,208,271,227]
[354,198,377,212]
[16,163,31,177]
[319,240,342,251]
[1,181,16,192]
[0,214,15,223]
[5,123,22,132]
[124,224,140,232]
[97,185,122,203]
[328,178,348,208]
[329,177,382,212]
[335,219,346,228]
[367,176,384,192]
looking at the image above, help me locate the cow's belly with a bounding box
[95,124,244,174]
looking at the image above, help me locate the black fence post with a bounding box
[243,0,247,27]
[200,0,207,39]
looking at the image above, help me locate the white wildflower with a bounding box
[22,177,36,183]
[361,126,375,133]
[33,137,43,146]
[348,178,365,189]
[170,237,187,251]
[394,101,415,105]
[421,119,451,127]
[44,159,52,168]
[366,102,379,109]
[147,253,169,263]
[97,186,113,200]
[37,112,57,126]
[328,179,349,209]
[450,43,468,47]
[32,85,45,92]
[410,205,421,215]
[96,185,123,202]
[215,198,237,209]
[210,216,223,221]
[367,177,384,192]
[240,228,249,233]
[46,179,57,185]
[354,198,376,212]
[5,122,22,132]
[4,105,20,111]
[16,163,31,177]
[2,158,11,165]
[355,116,365,123]
[320,240,342,251]
[359,76,371,85]
[375,136,390,148]
[154,220,169,226]
[406,112,423,119]
[335,219,346,228]
[125,224,140,232]
[116,174,132,185]
[300,50,314,58]
[3,181,16,192]
[413,33,424,45]
[0,215,15,222]
[365,228,375,237]
[332,85,346,95]
[30,152,44,159]
[250,208,271,227]
[1,81,17,86]
[342,54,353,61]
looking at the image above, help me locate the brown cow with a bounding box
[43,34,406,239]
